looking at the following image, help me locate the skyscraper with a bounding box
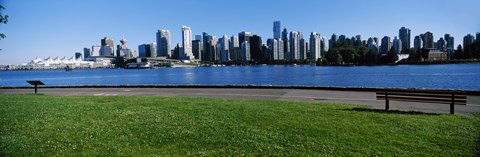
[273,21,281,39]
[437,38,446,52]
[381,36,392,53]
[423,32,434,49]
[100,37,114,57]
[238,31,252,45]
[230,35,240,61]
[289,31,300,60]
[180,26,193,60]
[202,32,213,61]
[192,40,202,60]
[91,45,101,57]
[367,37,379,53]
[463,34,475,48]
[156,29,171,57]
[116,38,132,58]
[282,28,289,59]
[393,36,402,54]
[83,48,91,58]
[309,32,321,60]
[219,35,230,63]
[138,44,151,57]
[250,35,263,62]
[399,27,411,51]
[444,34,454,53]
[414,35,423,51]
[299,33,306,60]
[241,41,250,62]
[267,38,279,60]
[277,38,284,60]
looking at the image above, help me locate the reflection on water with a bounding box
[1,64,479,90]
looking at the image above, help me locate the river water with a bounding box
[1,64,479,90]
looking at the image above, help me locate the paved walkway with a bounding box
[1,88,480,115]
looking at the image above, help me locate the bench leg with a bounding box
[385,100,389,110]
[450,103,454,114]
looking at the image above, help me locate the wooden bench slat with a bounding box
[375,92,467,99]
[377,96,467,105]
[376,95,467,102]
[376,90,467,95]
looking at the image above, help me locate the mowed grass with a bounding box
[0,94,479,156]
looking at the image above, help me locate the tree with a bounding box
[325,48,342,65]
[365,49,379,65]
[339,47,357,65]
[356,46,369,65]
[420,48,430,61]
[382,47,399,64]
[0,3,8,40]
[454,45,464,59]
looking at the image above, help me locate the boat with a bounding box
[65,65,73,71]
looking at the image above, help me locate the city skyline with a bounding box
[0,0,479,64]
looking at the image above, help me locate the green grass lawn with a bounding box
[0,94,479,156]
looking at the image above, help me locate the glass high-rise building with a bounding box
[156,29,171,57]
[309,32,321,60]
[422,32,434,49]
[219,35,230,63]
[463,34,475,48]
[181,26,193,60]
[289,31,300,60]
[393,36,402,54]
[399,27,411,51]
[381,36,391,53]
[414,36,423,51]
[273,21,281,39]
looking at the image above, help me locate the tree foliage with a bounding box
[0,3,8,40]
[382,47,399,64]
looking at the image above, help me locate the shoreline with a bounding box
[2,85,480,94]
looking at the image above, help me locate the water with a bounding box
[1,64,479,90]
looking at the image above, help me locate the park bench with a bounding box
[376,89,467,114]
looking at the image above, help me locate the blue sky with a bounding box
[0,0,479,64]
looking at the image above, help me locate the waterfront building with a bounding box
[180,26,193,60]
[100,37,114,57]
[238,31,252,46]
[393,36,402,54]
[229,35,240,62]
[437,38,446,52]
[464,34,475,48]
[219,35,230,63]
[116,38,132,58]
[90,45,101,57]
[83,48,91,58]
[309,32,321,60]
[138,44,151,57]
[444,34,454,53]
[414,35,423,51]
[320,37,327,55]
[273,21,281,39]
[299,33,307,60]
[149,43,156,58]
[202,32,213,62]
[156,29,171,57]
[277,38,284,60]
[380,36,392,54]
[241,41,250,62]
[422,32,434,49]
[367,37,379,53]
[75,52,82,60]
[399,27,411,50]
[192,40,202,60]
[289,31,300,60]
[250,35,263,62]
[267,38,279,60]
[282,28,289,60]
